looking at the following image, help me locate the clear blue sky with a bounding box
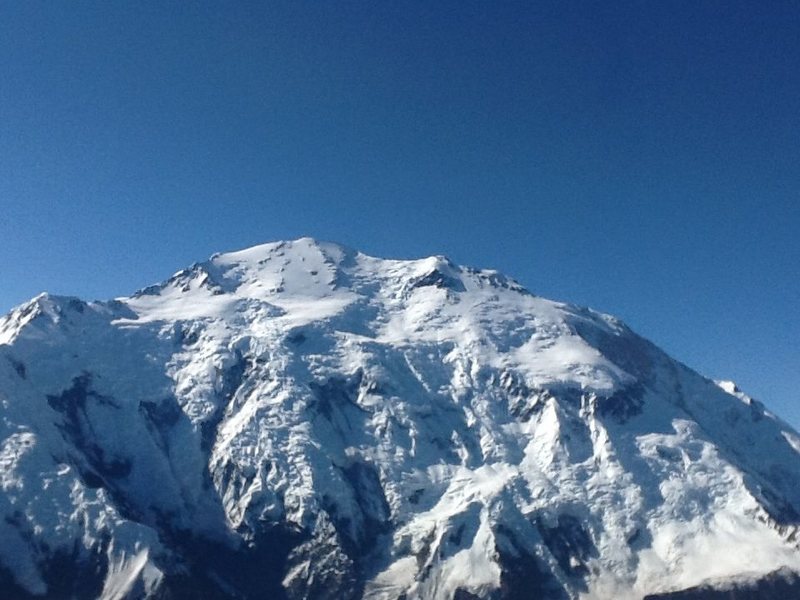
[1,2,798,426]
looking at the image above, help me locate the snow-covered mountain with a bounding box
[1,238,798,600]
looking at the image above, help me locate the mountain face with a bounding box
[1,238,798,600]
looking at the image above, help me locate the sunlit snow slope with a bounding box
[1,238,798,600]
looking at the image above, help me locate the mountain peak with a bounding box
[1,241,799,600]
[212,236,353,266]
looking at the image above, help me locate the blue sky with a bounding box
[1,2,798,426]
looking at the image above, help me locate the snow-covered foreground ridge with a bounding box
[1,238,798,600]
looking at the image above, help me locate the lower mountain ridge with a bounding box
[1,239,798,599]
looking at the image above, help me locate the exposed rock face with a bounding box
[0,238,798,599]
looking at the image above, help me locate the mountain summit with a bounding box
[1,239,798,599]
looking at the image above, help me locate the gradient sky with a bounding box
[1,2,798,426]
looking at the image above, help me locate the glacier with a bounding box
[0,238,798,599]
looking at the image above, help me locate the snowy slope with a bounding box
[0,238,798,599]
